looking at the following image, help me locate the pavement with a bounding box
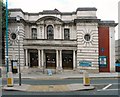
[12,72,120,79]
[2,67,120,79]
[3,84,95,92]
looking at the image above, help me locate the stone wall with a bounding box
[76,23,99,71]
[5,22,25,71]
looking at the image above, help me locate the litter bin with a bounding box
[116,63,120,72]
[11,60,18,73]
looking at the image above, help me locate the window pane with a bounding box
[32,28,37,39]
[64,29,70,40]
[47,25,54,39]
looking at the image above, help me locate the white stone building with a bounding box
[116,2,120,61]
[6,7,117,73]
[115,39,120,61]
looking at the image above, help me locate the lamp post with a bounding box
[16,15,21,86]
[6,0,9,73]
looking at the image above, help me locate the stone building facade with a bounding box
[116,2,120,61]
[115,39,120,61]
[6,7,117,72]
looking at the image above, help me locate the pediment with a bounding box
[36,16,63,25]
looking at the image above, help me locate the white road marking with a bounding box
[94,82,119,92]
[102,84,112,90]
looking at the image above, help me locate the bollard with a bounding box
[7,72,14,87]
[83,70,90,86]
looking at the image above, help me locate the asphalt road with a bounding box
[1,78,120,96]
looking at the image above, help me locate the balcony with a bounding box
[23,39,77,47]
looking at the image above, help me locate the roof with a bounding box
[42,9,61,14]
[99,21,118,27]
[76,7,97,11]
[9,7,97,15]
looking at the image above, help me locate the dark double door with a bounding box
[46,53,73,69]
[46,53,56,68]
[30,52,38,67]
[62,53,73,69]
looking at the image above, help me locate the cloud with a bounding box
[5,0,118,22]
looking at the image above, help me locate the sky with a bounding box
[4,0,120,40]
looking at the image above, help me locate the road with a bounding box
[1,77,120,96]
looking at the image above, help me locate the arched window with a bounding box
[47,25,54,39]
[31,28,37,39]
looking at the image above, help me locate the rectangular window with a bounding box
[32,28,37,39]
[64,28,70,40]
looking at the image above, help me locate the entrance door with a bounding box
[46,53,56,68]
[62,53,73,69]
[30,52,38,67]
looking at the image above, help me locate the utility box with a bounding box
[11,60,18,73]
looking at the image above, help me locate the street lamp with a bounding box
[6,0,9,73]
[16,15,21,86]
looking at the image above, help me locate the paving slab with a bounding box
[27,85,69,92]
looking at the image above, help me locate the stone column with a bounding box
[59,50,62,69]
[37,25,41,39]
[41,49,44,67]
[56,50,59,69]
[25,49,28,67]
[38,49,41,67]
[73,50,76,70]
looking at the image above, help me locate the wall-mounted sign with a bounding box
[99,56,107,67]
[79,61,92,67]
